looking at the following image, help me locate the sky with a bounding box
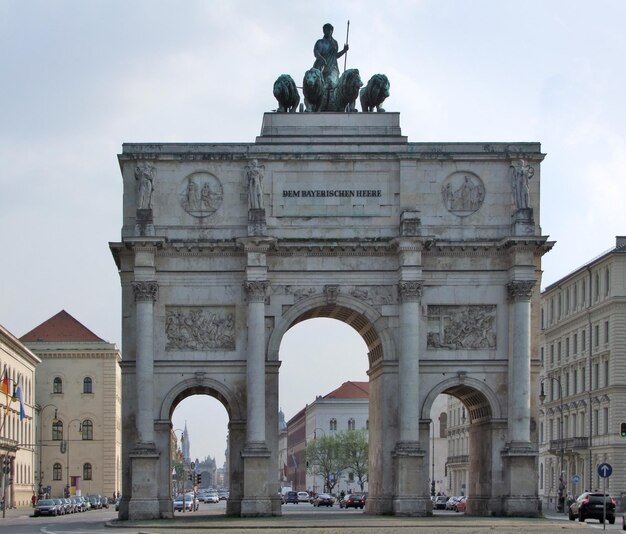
[2,0,626,466]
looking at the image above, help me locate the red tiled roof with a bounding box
[20,310,105,343]
[323,381,369,399]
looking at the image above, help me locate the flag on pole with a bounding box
[13,380,26,421]
[0,366,10,413]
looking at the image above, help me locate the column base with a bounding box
[392,442,432,516]
[499,442,540,517]
[240,443,274,517]
[128,443,161,520]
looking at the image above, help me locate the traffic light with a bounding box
[621,422,626,437]
[196,473,202,485]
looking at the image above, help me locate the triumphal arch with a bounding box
[111,100,551,517]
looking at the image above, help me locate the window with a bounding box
[605,268,610,296]
[541,308,545,329]
[603,407,609,435]
[573,369,578,394]
[604,361,609,387]
[82,419,93,440]
[329,419,337,431]
[573,333,578,354]
[540,463,544,489]
[540,422,544,443]
[557,294,562,319]
[540,347,544,367]
[594,325,599,347]
[582,280,586,306]
[594,363,599,389]
[550,345,554,364]
[565,372,570,396]
[595,273,600,300]
[604,321,609,344]
[53,377,63,394]
[348,472,354,482]
[557,342,561,361]
[573,282,578,310]
[565,337,570,358]
[366,419,369,431]
[581,368,586,392]
[53,463,62,481]
[83,377,93,394]
[593,409,599,436]
[347,418,355,431]
[582,330,586,351]
[565,288,570,315]
[572,414,577,436]
[52,421,63,441]
[83,463,92,480]
[550,298,554,323]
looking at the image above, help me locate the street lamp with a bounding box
[311,428,325,493]
[540,376,565,514]
[66,419,83,496]
[35,403,58,496]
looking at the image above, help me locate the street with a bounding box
[1,500,624,533]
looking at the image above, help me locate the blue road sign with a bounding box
[597,463,612,478]
[572,474,581,484]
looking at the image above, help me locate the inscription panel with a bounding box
[272,171,391,217]
[165,306,235,351]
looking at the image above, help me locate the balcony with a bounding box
[447,455,469,466]
[548,437,589,454]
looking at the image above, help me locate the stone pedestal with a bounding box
[392,442,432,516]
[135,208,154,236]
[128,445,161,520]
[500,443,541,516]
[248,208,266,236]
[240,445,272,517]
[511,208,534,236]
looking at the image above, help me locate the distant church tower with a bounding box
[182,422,191,463]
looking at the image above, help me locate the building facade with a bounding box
[21,310,122,499]
[446,396,469,497]
[539,237,626,510]
[0,324,40,507]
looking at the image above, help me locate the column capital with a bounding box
[398,281,423,303]
[506,280,535,301]
[244,280,269,302]
[132,281,159,302]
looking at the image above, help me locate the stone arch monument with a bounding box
[111,109,551,519]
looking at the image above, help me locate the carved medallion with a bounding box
[427,305,496,350]
[165,306,235,351]
[179,172,223,218]
[441,172,485,217]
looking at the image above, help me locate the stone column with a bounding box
[393,280,430,516]
[132,280,158,446]
[244,280,268,445]
[397,280,422,443]
[240,280,272,517]
[506,280,535,444]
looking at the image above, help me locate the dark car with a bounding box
[87,495,102,509]
[34,499,60,517]
[313,493,335,507]
[340,493,365,509]
[568,492,615,524]
[283,491,299,504]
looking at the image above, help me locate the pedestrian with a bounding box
[31,492,38,507]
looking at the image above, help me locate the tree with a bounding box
[339,429,368,492]
[304,435,345,494]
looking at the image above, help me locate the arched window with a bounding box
[82,420,93,440]
[83,377,93,394]
[366,419,369,431]
[329,418,337,431]
[53,462,62,481]
[52,420,63,441]
[348,418,355,430]
[53,377,63,394]
[83,463,92,480]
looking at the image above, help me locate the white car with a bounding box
[205,491,219,503]
[297,491,309,503]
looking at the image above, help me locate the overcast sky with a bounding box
[2,1,626,466]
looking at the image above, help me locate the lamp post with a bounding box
[311,428,325,493]
[35,403,58,497]
[540,376,565,513]
[65,419,83,497]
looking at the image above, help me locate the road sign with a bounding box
[572,474,581,484]
[597,463,612,478]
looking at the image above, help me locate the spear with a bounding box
[343,20,350,72]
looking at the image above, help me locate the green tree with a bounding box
[339,429,368,492]
[304,435,345,494]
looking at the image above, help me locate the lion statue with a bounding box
[327,68,362,112]
[360,74,390,112]
[273,74,300,113]
[302,68,326,112]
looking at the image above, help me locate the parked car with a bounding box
[297,491,309,503]
[434,495,448,510]
[53,499,66,515]
[446,496,460,510]
[100,496,109,509]
[87,495,102,510]
[218,489,229,500]
[568,492,616,524]
[313,493,335,507]
[204,491,220,503]
[454,496,467,513]
[34,499,61,517]
[340,493,365,509]
[283,491,299,504]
